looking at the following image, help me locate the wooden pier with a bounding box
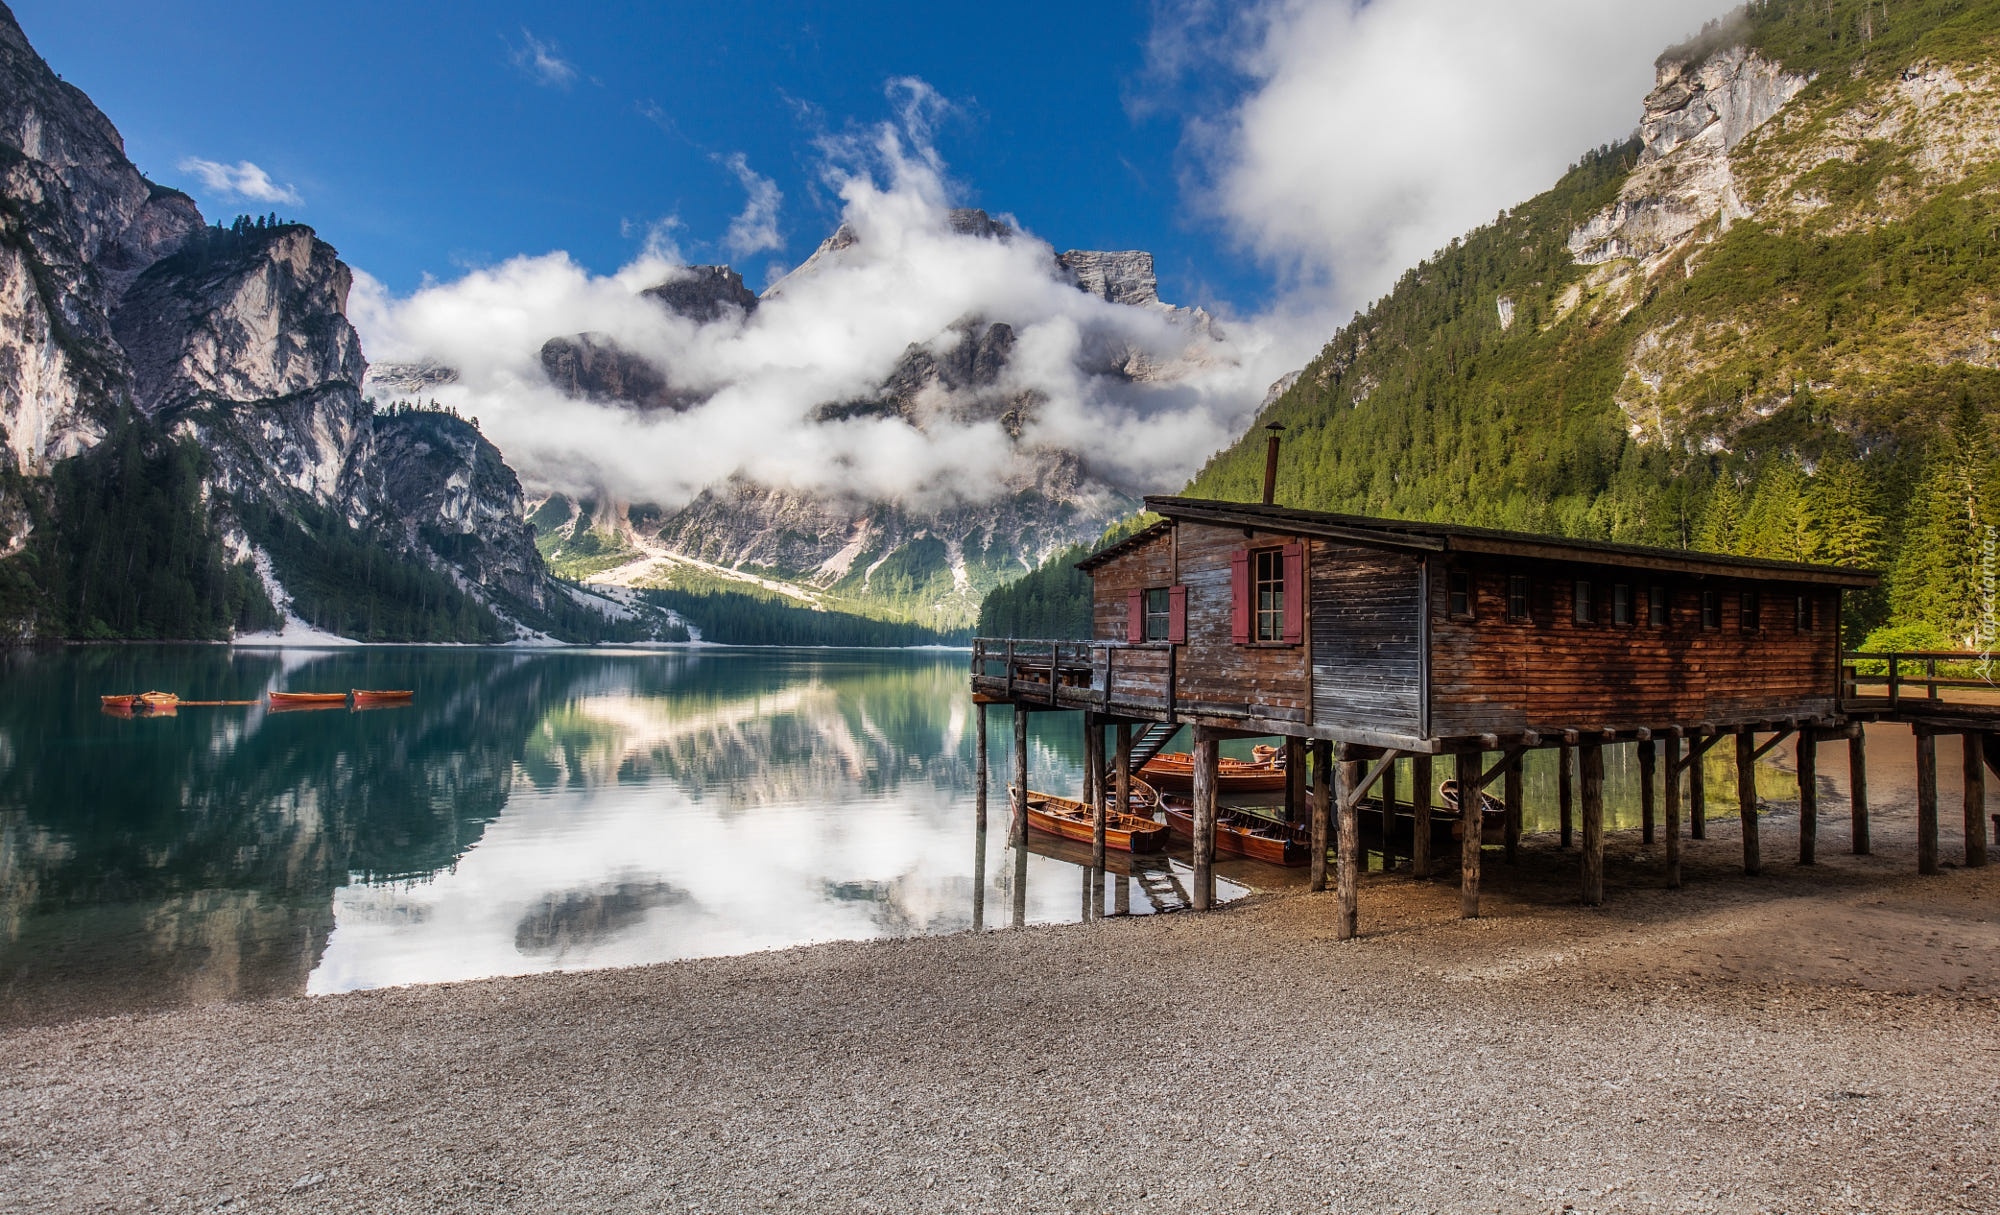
[972,496,1999,936]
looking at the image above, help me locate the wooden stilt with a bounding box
[1335,744,1361,940]
[1639,739,1657,846]
[1502,753,1522,864]
[1581,742,1604,906]
[1081,862,1094,921]
[1690,741,1707,840]
[1284,736,1306,823]
[1087,713,1106,869]
[1916,726,1939,876]
[972,795,987,931]
[1192,728,1219,909]
[1010,830,1027,929]
[1458,751,1482,918]
[1963,732,1987,869]
[1797,728,1817,866]
[974,702,989,836]
[1310,740,1332,892]
[1663,735,1683,889]
[1411,754,1433,879]
[1849,729,1870,855]
[1737,728,1760,876]
[1558,743,1574,849]
[1114,722,1132,824]
[1380,755,1399,872]
[1012,707,1030,848]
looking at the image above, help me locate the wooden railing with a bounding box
[1842,650,2000,707]
[970,638,1175,713]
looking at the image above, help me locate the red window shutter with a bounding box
[1282,543,1305,645]
[1126,589,1144,641]
[1167,585,1187,644]
[1230,551,1250,644]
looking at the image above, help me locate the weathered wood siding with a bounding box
[1427,560,1842,737]
[1090,530,1173,642]
[1310,542,1424,736]
[1173,524,1310,725]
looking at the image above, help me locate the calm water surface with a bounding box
[0,646,1250,1024]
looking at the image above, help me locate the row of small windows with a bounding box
[1447,571,1816,632]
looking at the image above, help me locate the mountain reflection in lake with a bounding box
[0,647,1240,1025]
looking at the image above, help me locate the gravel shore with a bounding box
[4,782,1997,1214]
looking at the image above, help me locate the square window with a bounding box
[1701,590,1721,630]
[1648,585,1670,628]
[1506,575,1531,622]
[1254,549,1285,642]
[1144,587,1170,641]
[1448,570,1473,618]
[1795,595,1813,632]
[1612,583,1633,626]
[1741,590,1761,632]
[1572,580,1595,625]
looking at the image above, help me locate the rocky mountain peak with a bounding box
[1056,249,1160,308]
[642,264,758,323]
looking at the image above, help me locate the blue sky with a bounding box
[17,0,1256,305]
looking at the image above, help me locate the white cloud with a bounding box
[718,153,783,258]
[176,157,303,207]
[510,29,577,88]
[1168,0,1731,319]
[350,84,1297,513]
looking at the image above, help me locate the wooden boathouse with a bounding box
[971,493,2000,937]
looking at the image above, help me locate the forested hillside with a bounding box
[986,0,2000,650]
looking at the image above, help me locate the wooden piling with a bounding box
[1012,707,1030,848]
[974,702,989,835]
[1502,753,1522,864]
[1737,728,1760,876]
[1114,722,1132,825]
[1663,734,1683,889]
[1690,742,1707,840]
[1639,739,1657,846]
[1458,751,1481,918]
[1963,732,1987,869]
[1581,741,1605,906]
[1849,728,1870,855]
[1010,839,1027,929]
[1192,728,1219,909]
[1380,755,1398,872]
[1310,740,1332,893]
[1916,726,1939,876]
[1558,743,1574,849]
[1284,735,1306,823]
[1797,728,1817,866]
[1336,744,1361,939]
[1411,753,1433,879]
[1087,713,1106,869]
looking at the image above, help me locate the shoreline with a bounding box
[5,783,1996,1212]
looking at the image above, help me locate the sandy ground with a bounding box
[3,774,1997,1214]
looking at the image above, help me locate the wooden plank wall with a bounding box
[1090,531,1173,641]
[1309,542,1425,736]
[1174,524,1310,725]
[1427,559,1841,736]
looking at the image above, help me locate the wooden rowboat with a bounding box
[100,691,179,711]
[1440,780,1508,845]
[269,691,349,707]
[351,689,413,705]
[1008,787,1169,854]
[1140,750,1289,794]
[1162,803,1309,866]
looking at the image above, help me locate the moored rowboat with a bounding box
[269,691,349,707]
[1162,803,1309,866]
[350,689,414,705]
[100,691,179,711]
[1139,751,1289,793]
[1008,786,1169,853]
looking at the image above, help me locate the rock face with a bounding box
[1568,48,1809,270]
[539,333,687,412]
[0,2,595,639]
[642,264,757,323]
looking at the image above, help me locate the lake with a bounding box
[0,646,1254,1026]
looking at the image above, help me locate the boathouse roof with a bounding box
[1071,497,1879,588]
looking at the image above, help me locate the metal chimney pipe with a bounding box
[1262,422,1285,505]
